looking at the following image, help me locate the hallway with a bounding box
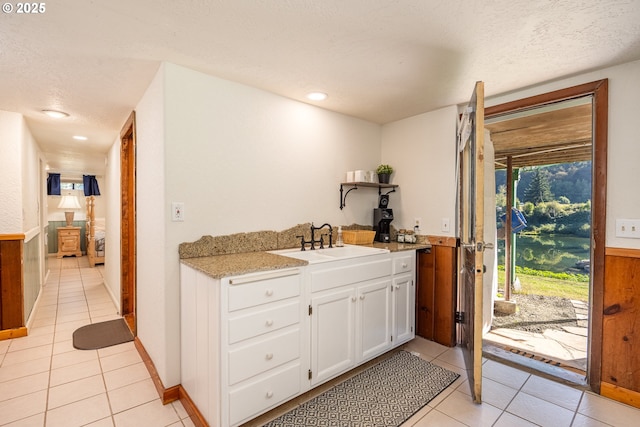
[1,256,640,426]
[0,256,194,426]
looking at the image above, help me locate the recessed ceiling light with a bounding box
[306,92,328,101]
[73,135,88,141]
[42,109,69,119]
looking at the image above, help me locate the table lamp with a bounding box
[58,195,81,226]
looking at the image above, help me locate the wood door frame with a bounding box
[485,79,608,393]
[120,112,137,334]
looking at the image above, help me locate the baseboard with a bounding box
[0,327,28,341]
[601,381,640,409]
[133,337,208,427]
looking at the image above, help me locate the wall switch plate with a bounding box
[172,202,185,222]
[616,218,640,238]
[441,218,450,233]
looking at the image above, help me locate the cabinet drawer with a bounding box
[393,254,414,275]
[59,230,77,236]
[229,363,301,426]
[228,329,300,385]
[310,257,391,292]
[227,271,301,311]
[228,301,300,344]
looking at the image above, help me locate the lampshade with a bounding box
[58,195,81,210]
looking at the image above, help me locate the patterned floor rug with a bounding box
[262,350,459,427]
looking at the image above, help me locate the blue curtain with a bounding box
[83,175,101,196]
[47,173,61,195]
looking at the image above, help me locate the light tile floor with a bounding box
[0,256,194,427]
[2,257,639,427]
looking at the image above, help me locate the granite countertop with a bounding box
[180,242,431,279]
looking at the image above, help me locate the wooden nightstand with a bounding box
[57,226,82,258]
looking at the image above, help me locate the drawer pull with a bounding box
[265,319,274,327]
[402,262,408,268]
[265,353,273,360]
[266,391,274,399]
[265,289,274,297]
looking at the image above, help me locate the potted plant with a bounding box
[376,164,394,184]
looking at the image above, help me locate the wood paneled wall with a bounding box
[0,235,25,332]
[601,247,640,408]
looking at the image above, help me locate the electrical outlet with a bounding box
[172,202,185,222]
[414,218,422,229]
[441,218,450,233]
[616,219,640,238]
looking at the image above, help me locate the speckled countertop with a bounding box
[181,242,431,279]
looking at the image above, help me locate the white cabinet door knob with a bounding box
[265,353,273,360]
[265,319,274,327]
[266,391,274,398]
[359,295,365,300]
[351,296,357,302]
[265,289,274,296]
[402,262,408,268]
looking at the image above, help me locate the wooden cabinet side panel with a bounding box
[0,240,24,329]
[416,251,435,340]
[602,254,640,393]
[434,246,457,347]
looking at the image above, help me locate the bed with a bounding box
[86,196,105,267]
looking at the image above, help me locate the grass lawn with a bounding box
[497,270,589,302]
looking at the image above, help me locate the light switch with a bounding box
[615,219,640,238]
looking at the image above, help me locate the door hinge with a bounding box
[309,305,312,316]
[391,335,393,342]
[455,311,465,323]
[308,369,312,380]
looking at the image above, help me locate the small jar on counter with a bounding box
[397,229,405,243]
[405,230,415,243]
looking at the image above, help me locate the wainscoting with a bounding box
[601,247,640,408]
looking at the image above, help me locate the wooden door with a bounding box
[120,112,136,334]
[458,81,485,403]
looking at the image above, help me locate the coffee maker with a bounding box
[373,195,393,242]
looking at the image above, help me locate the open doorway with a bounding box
[484,97,592,378]
[481,80,608,391]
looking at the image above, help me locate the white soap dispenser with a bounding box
[336,226,344,247]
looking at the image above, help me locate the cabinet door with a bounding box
[357,279,392,362]
[392,273,415,345]
[310,287,356,386]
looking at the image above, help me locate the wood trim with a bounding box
[606,247,640,258]
[0,327,27,341]
[134,337,207,426]
[601,382,640,409]
[0,234,25,241]
[425,235,458,247]
[121,111,137,334]
[486,79,608,394]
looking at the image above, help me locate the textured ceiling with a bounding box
[2,0,640,175]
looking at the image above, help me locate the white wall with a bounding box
[21,119,41,233]
[381,106,458,235]
[0,111,24,234]
[135,62,382,387]
[485,59,640,250]
[103,137,121,305]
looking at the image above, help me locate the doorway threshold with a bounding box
[483,340,588,390]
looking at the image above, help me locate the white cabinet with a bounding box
[310,286,356,385]
[391,251,416,346]
[309,254,393,386]
[357,279,392,361]
[180,249,416,426]
[180,265,304,427]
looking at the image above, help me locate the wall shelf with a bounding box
[339,182,398,209]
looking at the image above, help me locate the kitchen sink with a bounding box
[269,244,389,264]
